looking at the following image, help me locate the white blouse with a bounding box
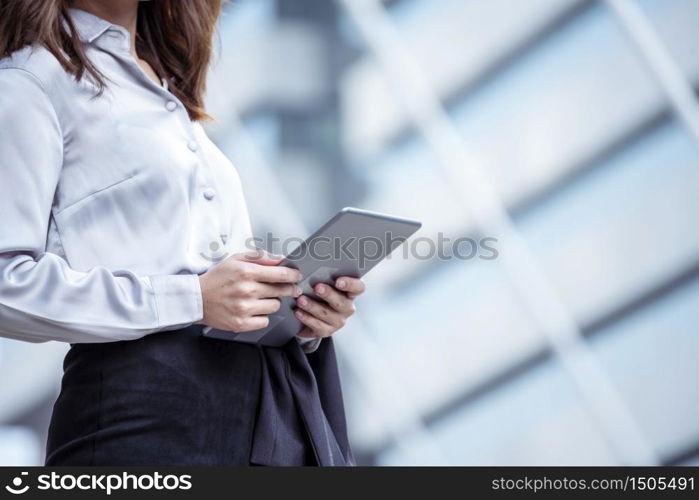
[0,8,258,344]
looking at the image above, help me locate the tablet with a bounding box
[201,207,422,346]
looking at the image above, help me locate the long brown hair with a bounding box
[0,0,224,121]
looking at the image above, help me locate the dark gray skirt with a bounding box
[45,324,353,466]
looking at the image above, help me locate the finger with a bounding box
[314,283,355,314]
[294,308,334,338]
[252,263,302,284]
[232,249,285,266]
[231,315,270,332]
[247,298,282,316]
[335,277,365,298]
[254,282,302,299]
[296,295,344,328]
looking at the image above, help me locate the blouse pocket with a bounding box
[51,173,141,272]
[54,117,142,215]
[53,173,138,218]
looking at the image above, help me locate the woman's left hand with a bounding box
[294,277,366,339]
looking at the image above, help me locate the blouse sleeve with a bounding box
[0,67,203,343]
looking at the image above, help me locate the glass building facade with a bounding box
[1,0,698,466]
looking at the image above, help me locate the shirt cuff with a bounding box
[295,335,322,353]
[148,274,204,328]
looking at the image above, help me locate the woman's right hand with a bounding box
[196,250,302,332]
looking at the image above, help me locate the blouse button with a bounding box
[187,140,199,152]
[203,188,216,200]
[165,101,177,112]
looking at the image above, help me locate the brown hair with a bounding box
[0,0,224,121]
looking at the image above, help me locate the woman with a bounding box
[0,0,364,466]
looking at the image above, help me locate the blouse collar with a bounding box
[64,7,130,44]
